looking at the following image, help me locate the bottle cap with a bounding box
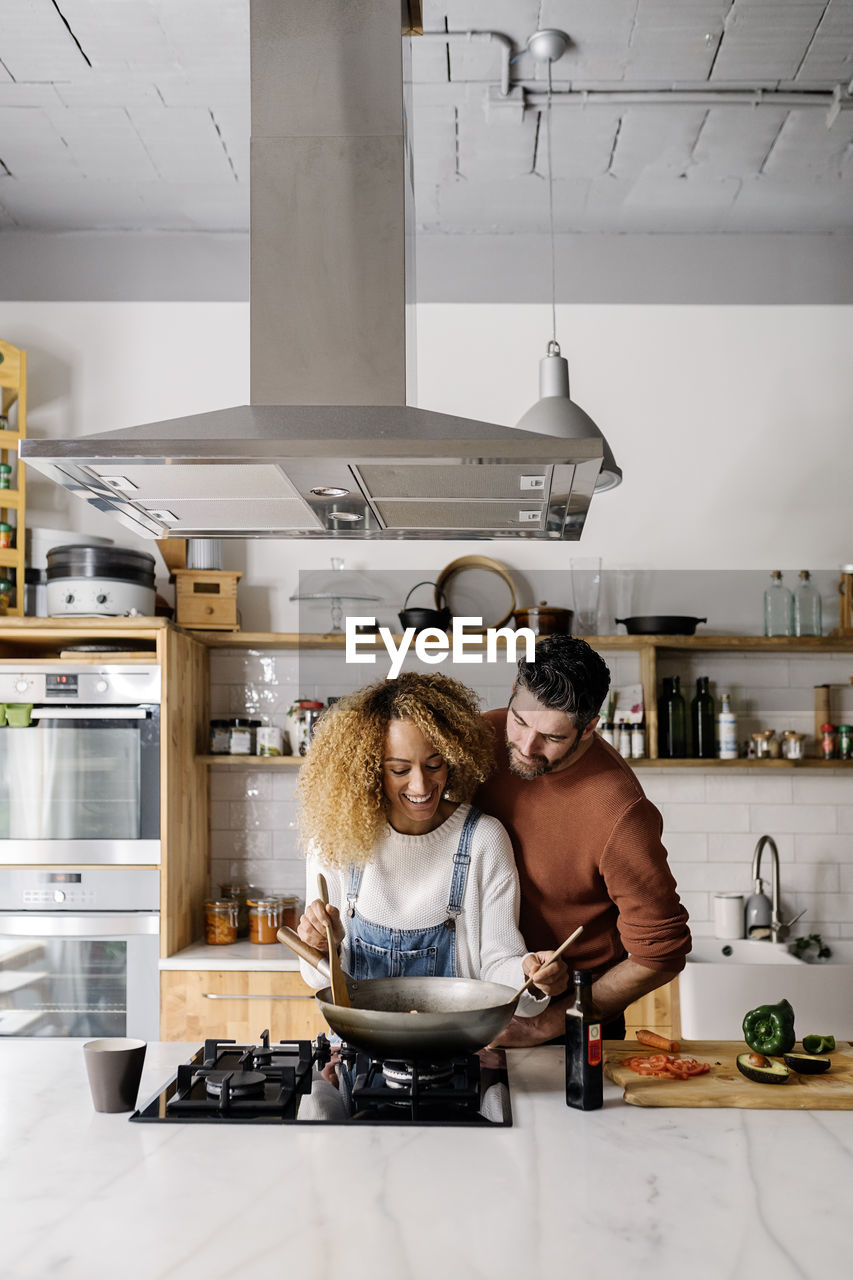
[821,722,836,732]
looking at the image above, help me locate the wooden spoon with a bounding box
[316,873,351,1007]
[511,924,584,1001]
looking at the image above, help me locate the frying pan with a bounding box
[278,925,581,1058]
[615,615,707,636]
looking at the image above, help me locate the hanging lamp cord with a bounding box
[546,59,559,355]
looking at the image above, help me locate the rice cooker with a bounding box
[45,544,157,617]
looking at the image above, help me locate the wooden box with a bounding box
[173,569,241,631]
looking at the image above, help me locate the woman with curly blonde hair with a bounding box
[296,671,567,1009]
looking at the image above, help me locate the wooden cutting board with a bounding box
[604,1040,853,1109]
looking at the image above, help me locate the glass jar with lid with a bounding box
[209,719,231,754]
[276,894,302,932]
[248,897,282,945]
[219,882,255,937]
[228,718,255,754]
[838,724,853,760]
[205,899,239,945]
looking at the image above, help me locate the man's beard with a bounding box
[505,729,582,779]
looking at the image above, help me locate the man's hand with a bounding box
[488,997,573,1048]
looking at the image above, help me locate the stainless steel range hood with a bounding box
[20,0,604,541]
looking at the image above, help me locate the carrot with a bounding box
[636,1028,680,1053]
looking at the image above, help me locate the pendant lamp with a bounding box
[516,30,622,493]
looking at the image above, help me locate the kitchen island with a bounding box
[2,1040,850,1280]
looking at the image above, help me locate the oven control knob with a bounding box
[65,593,75,605]
[96,679,108,693]
[97,593,108,604]
[53,890,66,903]
[15,679,28,693]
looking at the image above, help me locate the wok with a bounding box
[615,615,707,636]
[278,925,542,1058]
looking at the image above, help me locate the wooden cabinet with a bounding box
[161,968,329,1042]
[0,339,27,615]
[624,979,680,1041]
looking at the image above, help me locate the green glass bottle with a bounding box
[659,675,687,758]
[691,676,716,759]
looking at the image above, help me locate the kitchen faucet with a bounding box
[749,835,805,943]
[750,835,781,941]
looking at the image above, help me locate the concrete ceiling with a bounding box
[0,1,851,298]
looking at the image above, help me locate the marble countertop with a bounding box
[159,940,300,970]
[3,1040,852,1280]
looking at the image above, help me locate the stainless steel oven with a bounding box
[0,867,160,1039]
[0,664,160,865]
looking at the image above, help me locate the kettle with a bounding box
[398,581,451,632]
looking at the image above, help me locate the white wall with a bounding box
[2,298,851,944]
[3,300,852,610]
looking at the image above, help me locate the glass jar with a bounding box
[598,722,616,748]
[256,725,283,756]
[219,882,253,937]
[248,897,282,944]
[781,730,806,760]
[820,722,837,760]
[630,723,645,759]
[276,894,302,931]
[228,717,254,754]
[205,899,239,945]
[0,462,11,489]
[838,725,853,761]
[0,522,13,549]
[209,719,231,754]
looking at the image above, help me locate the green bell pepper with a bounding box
[742,998,796,1056]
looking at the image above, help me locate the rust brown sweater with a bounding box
[475,709,691,977]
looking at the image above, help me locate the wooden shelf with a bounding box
[200,754,302,766]
[193,630,853,652]
[197,752,853,771]
[632,757,853,768]
[0,488,22,509]
[0,430,23,448]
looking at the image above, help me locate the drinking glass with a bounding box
[570,557,602,635]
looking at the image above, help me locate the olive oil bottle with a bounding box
[565,969,603,1111]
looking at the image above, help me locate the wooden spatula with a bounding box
[316,873,351,1007]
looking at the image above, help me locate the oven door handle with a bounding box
[29,707,149,720]
[0,913,160,936]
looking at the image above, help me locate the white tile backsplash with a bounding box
[208,647,853,939]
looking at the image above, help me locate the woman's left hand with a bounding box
[523,951,570,998]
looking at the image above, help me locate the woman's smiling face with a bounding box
[382,718,450,834]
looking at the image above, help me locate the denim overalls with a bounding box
[344,807,482,980]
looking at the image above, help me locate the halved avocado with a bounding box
[736,1053,789,1084]
[783,1052,831,1075]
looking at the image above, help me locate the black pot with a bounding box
[615,615,708,636]
[46,544,156,587]
[398,581,451,631]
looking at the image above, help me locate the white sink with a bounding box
[679,938,853,1040]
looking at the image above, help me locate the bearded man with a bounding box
[476,635,691,1046]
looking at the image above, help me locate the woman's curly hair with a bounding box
[297,672,496,868]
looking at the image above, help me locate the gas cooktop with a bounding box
[131,1032,512,1127]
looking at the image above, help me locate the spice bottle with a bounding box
[630,723,645,759]
[0,462,11,489]
[821,723,837,760]
[838,725,852,760]
[565,969,603,1111]
[617,722,631,757]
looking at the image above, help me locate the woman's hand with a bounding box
[522,950,570,998]
[297,898,345,954]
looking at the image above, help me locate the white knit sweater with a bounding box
[300,804,546,1016]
